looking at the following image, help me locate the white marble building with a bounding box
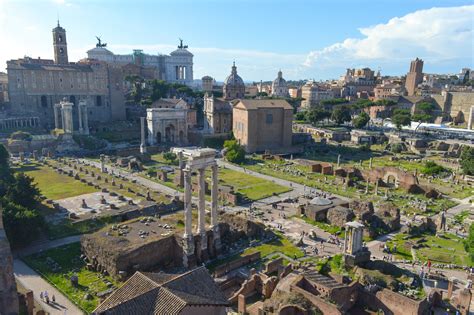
[146,107,188,145]
[87,40,193,86]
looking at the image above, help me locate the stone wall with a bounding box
[214,252,261,278]
[0,207,19,314]
[357,288,430,315]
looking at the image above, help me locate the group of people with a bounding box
[39,291,55,304]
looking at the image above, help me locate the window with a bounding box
[266,114,273,124]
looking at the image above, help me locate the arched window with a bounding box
[40,95,48,108]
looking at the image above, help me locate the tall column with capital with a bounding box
[211,164,221,249]
[78,104,83,134]
[140,116,147,153]
[82,103,89,135]
[183,169,194,267]
[197,168,207,250]
[54,104,60,129]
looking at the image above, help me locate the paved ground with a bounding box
[14,259,84,315]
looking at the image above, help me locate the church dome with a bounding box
[273,70,287,87]
[224,62,244,87]
[87,46,114,56]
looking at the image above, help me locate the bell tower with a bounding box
[52,21,69,64]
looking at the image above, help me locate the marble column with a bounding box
[211,164,221,249]
[183,169,193,239]
[62,103,74,133]
[82,104,89,135]
[78,104,83,134]
[140,117,147,154]
[183,169,195,267]
[197,168,207,249]
[337,154,341,167]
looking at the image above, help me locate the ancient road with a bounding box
[14,259,84,315]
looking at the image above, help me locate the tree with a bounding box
[412,102,436,123]
[224,140,245,164]
[2,201,44,248]
[5,173,40,209]
[306,107,330,125]
[331,106,351,125]
[464,224,474,262]
[352,112,370,129]
[391,109,411,131]
[421,161,447,176]
[460,146,474,175]
[163,152,177,162]
[295,111,306,121]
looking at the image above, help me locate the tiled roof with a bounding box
[235,99,293,110]
[94,267,228,314]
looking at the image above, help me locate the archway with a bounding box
[386,175,397,187]
[165,124,175,143]
[156,132,162,144]
[179,130,184,144]
[40,95,48,108]
[69,95,76,105]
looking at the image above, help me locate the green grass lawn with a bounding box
[16,163,98,200]
[387,232,471,265]
[23,242,120,313]
[218,168,290,201]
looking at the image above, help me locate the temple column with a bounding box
[140,116,147,154]
[82,105,89,135]
[211,164,221,249]
[183,169,195,267]
[184,169,193,239]
[197,168,207,250]
[78,105,83,134]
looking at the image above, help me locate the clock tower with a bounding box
[53,21,69,64]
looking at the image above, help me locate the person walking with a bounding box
[39,291,44,301]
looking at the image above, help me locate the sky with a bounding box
[0,0,473,82]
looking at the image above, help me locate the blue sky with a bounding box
[0,0,473,81]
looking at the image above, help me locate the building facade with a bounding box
[87,40,194,86]
[301,81,335,109]
[405,58,424,96]
[233,99,293,153]
[203,94,233,134]
[223,62,245,100]
[6,22,126,130]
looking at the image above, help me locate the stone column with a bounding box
[61,102,74,133]
[140,116,147,154]
[337,154,341,167]
[100,154,106,173]
[78,104,83,134]
[183,169,195,267]
[197,168,207,250]
[82,103,89,135]
[211,164,221,249]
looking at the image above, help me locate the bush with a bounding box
[421,161,447,176]
[390,143,404,153]
[224,140,245,164]
[460,146,474,175]
[163,152,177,162]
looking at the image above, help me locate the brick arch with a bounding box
[278,304,308,315]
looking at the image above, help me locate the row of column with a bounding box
[0,117,39,130]
[183,163,220,266]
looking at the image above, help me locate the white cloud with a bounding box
[303,5,474,71]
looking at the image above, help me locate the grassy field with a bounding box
[16,163,98,200]
[23,242,120,313]
[218,168,290,201]
[387,232,471,265]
